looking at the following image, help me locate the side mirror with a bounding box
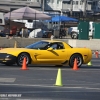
[47,47,53,51]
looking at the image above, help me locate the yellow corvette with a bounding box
[0,40,92,68]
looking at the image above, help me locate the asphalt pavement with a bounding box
[0,54,100,100]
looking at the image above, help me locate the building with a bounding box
[0,0,41,12]
[1,0,100,17]
[91,0,100,13]
[44,0,93,18]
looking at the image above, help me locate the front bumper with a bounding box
[0,53,16,64]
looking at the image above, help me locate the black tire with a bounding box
[55,65,63,67]
[69,54,83,68]
[16,53,31,66]
[5,63,13,66]
[71,32,78,39]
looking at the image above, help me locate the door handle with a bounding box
[62,51,65,52]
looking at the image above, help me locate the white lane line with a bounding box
[0,89,100,94]
[16,98,53,100]
[76,70,100,72]
[0,83,100,91]
[0,78,16,82]
[29,79,54,80]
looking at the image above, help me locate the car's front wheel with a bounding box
[69,54,83,68]
[17,53,31,66]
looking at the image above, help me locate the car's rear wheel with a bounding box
[16,53,31,66]
[69,54,83,68]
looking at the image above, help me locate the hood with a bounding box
[0,48,31,54]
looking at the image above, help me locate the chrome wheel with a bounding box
[69,54,83,68]
[17,53,30,66]
[71,32,78,39]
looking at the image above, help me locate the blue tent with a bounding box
[46,15,78,22]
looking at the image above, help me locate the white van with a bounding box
[68,21,93,39]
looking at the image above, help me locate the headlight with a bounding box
[6,55,10,58]
[5,55,11,60]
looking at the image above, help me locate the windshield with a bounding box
[25,41,49,50]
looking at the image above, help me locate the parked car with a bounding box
[68,21,93,39]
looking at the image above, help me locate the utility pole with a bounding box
[61,0,63,15]
[42,0,45,12]
[83,0,87,17]
[70,0,73,17]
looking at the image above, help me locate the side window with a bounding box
[50,42,64,50]
[46,42,65,50]
[29,41,49,50]
[50,43,58,50]
[57,42,64,49]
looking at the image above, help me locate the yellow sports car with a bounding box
[0,40,92,68]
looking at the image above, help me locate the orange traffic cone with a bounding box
[95,51,99,58]
[21,57,29,70]
[73,58,78,70]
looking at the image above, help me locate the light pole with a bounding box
[42,0,45,12]
[61,0,63,15]
[83,0,87,18]
[70,0,73,17]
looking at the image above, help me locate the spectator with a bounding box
[11,26,17,36]
[16,28,21,37]
[8,26,17,39]
[21,27,28,38]
[19,27,22,37]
